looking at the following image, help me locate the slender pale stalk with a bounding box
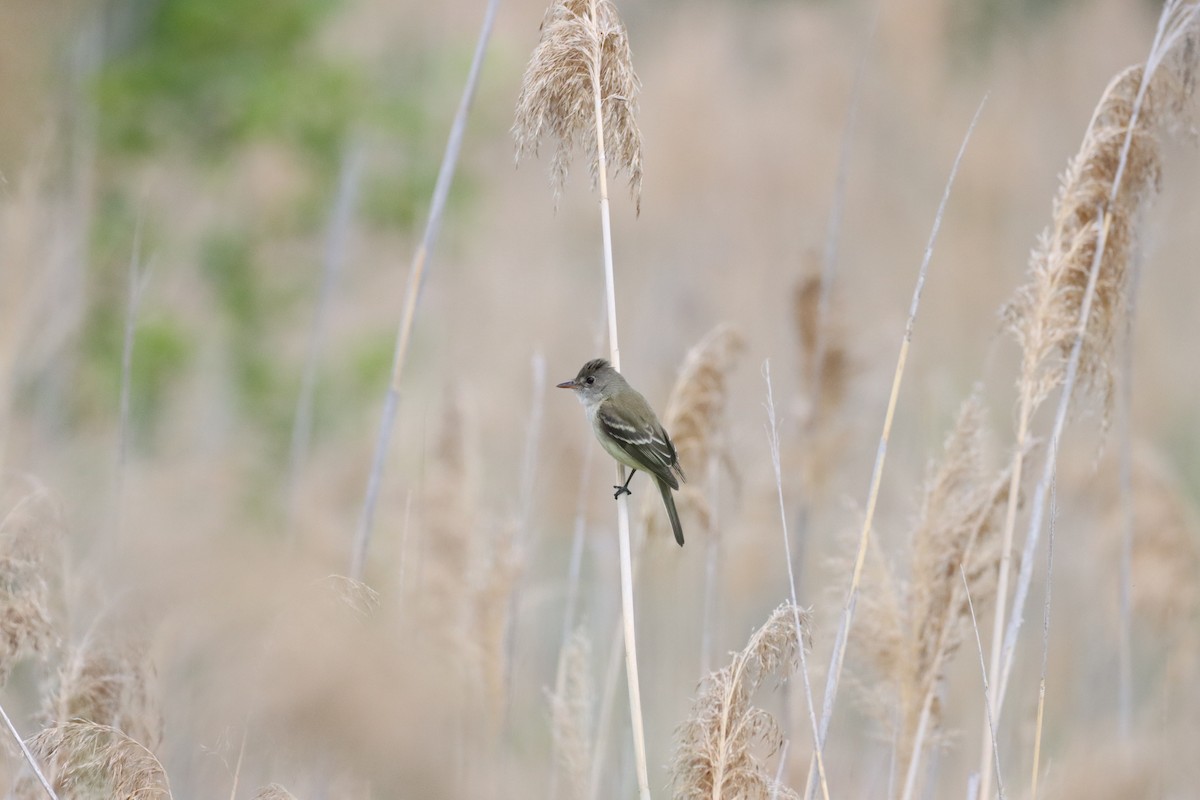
[899,515,989,800]
[503,353,547,720]
[589,532,648,800]
[1029,473,1057,800]
[699,452,720,675]
[351,0,500,580]
[0,701,58,799]
[114,218,146,541]
[229,724,248,800]
[287,142,364,540]
[962,566,1005,800]
[590,48,651,799]
[804,97,987,800]
[764,361,829,800]
[979,8,1198,792]
[995,213,1110,713]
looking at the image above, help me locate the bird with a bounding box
[557,358,686,546]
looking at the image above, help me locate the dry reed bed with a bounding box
[0,1,1197,798]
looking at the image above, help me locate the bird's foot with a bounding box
[612,485,632,500]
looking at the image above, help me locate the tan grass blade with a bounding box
[850,395,1009,800]
[980,7,1200,794]
[803,96,988,800]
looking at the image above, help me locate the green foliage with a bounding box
[199,230,293,447]
[97,0,352,168]
[948,0,1073,63]
[79,305,194,445]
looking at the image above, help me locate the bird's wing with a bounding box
[597,402,682,490]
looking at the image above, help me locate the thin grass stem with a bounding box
[764,360,829,800]
[804,95,987,800]
[351,0,500,579]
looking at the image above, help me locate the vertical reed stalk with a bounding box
[0,701,58,800]
[804,97,987,800]
[591,49,649,800]
[764,361,829,800]
[1029,474,1057,800]
[515,0,648,792]
[287,142,364,541]
[351,0,500,580]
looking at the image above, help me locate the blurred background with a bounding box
[1,0,1197,797]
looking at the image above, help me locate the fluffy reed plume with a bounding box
[1101,444,1200,630]
[1005,39,1196,415]
[513,0,643,210]
[673,602,810,800]
[856,397,1008,784]
[472,522,520,726]
[983,14,1199,794]
[548,627,593,800]
[252,785,298,800]
[315,574,381,620]
[418,393,517,725]
[792,273,852,499]
[419,391,479,651]
[645,324,745,539]
[47,633,161,753]
[0,477,64,683]
[793,274,849,424]
[13,720,171,800]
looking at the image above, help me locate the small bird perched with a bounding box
[557,358,686,546]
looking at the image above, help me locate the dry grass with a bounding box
[856,396,1009,789]
[14,720,171,800]
[1004,58,1193,416]
[548,626,593,800]
[0,477,63,684]
[672,602,810,800]
[47,632,161,754]
[251,785,299,800]
[646,323,745,539]
[0,0,1198,798]
[513,0,643,210]
[1102,444,1200,630]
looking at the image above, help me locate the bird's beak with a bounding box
[556,379,577,389]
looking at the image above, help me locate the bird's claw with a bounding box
[612,485,632,499]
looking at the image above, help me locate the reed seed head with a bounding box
[514,0,643,212]
[672,602,809,800]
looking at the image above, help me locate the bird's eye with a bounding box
[585,376,595,385]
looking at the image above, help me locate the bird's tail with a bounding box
[658,478,684,546]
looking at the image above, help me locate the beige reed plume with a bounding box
[855,395,1009,799]
[49,633,162,754]
[514,0,643,212]
[980,7,1200,797]
[644,325,745,539]
[672,602,810,800]
[14,720,172,800]
[0,477,63,685]
[549,627,594,800]
[516,1,649,793]
[1004,60,1191,415]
